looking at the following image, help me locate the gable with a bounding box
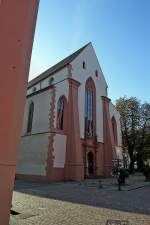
[71,43,108,96]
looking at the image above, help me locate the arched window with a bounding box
[27,102,34,133]
[56,96,67,131]
[85,78,96,138]
[95,70,98,77]
[83,61,86,69]
[112,116,118,145]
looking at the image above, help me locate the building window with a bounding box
[83,61,86,69]
[106,86,108,96]
[85,78,96,138]
[112,116,118,145]
[95,70,98,77]
[32,87,37,92]
[27,102,34,133]
[57,97,66,130]
[49,77,54,85]
[85,88,93,136]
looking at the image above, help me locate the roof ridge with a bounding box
[28,42,91,88]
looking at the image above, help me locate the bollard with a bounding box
[118,177,121,191]
[98,179,103,189]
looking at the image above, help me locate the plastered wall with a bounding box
[16,133,49,175]
[109,102,122,147]
[53,79,69,128]
[17,89,53,175]
[27,67,68,95]
[109,102,122,159]
[53,134,67,168]
[22,89,53,135]
[71,44,107,142]
[18,78,69,175]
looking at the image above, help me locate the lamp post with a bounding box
[0,1,39,224]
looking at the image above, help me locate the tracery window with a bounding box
[27,101,34,133]
[112,116,118,145]
[85,78,96,138]
[57,97,65,130]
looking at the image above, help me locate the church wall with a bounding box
[16,133,49,176]
[17,74,69,179]
[109,102,122,147]
[17,44,123,181]
[27,67,68,95]
[109,102,122,159]
[53,79,69,128]
[71,44,107,143]
[51,79,69,170]
[17,89,53,177]
[53,134,67,168]
[21,89,53,135]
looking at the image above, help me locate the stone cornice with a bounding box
[101,96,111,103]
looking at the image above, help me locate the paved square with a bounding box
[10,176,150,225]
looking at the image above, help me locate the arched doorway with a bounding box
[87,152,94,175]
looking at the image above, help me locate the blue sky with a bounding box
[29,0,150,103]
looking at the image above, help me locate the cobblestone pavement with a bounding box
[10,175,150,225]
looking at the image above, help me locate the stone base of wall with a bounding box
[49,168,64,181]
[64,163,84,181]
[16,167,65,182]
[15,174,47,182]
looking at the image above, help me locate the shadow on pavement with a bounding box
[13,179,150,216]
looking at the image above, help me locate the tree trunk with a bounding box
[129,149,135,173]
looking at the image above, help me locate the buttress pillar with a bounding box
[102,96,116,176]
[65,78,84,181]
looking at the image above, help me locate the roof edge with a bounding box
[28,42,91,89]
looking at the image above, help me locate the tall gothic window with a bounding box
[27,102,34,133]
[112,116,118,145]
[85,78,96,138]
[57,97,65,130]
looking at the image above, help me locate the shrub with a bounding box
[119,168,130,184]
[142,165,150,181]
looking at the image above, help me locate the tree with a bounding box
[116,97,150,172]
[136,103,150,168]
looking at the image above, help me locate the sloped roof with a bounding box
[28,42,90,88]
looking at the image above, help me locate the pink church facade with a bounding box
[16,43,122,181]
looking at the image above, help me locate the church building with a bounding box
[16,43,122,181]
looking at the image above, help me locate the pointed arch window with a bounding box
[85,78,96,138]
[27,102,34,133]
[112,116,118,145]
[57,96,67,131]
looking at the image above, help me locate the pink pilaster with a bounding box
[0,1,39,224]
[65,78,84,181]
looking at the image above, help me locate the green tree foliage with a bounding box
[116,97,150,172]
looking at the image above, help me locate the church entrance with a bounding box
[87,151,94,175]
